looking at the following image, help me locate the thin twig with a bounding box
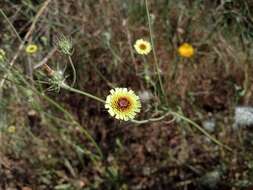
[33,47,57,69]
[0,9,22,43]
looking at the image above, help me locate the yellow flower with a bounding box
[105,88,141,121]
[178,43,195,58]
[0,48,6,61]
[25,44,38,54]
[134,39,152,55]
[7,126,16,133]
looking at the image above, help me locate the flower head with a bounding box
[25,44,38,54]
[48,70,66,92]
[56,35,73,55]
[134,39,152,55]
[105,88,141,121]
[178,43,195,58]
[0,48,6,62]
[7,126,16,133]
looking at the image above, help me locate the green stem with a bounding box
[170,111,232,152]
[243,60,249,94]
[61,83,105,104]
[144,0,165,97]
[68,56,77,87]
[132,112,172,124]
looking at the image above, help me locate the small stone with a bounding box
[198,170,221,190]
[138,90,153,103]
[202,119,216,132]
[234,106,253,128]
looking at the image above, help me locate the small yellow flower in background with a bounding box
[7,126,16,133]
[25,44,38,54]
[178,43,195,58]
[105,88,141,121]
[0,48,6,61]
[134,39,152,55]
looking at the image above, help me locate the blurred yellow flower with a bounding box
[105,88,141,121]
[134,39,151,55]
[25,44,38,54]
[7,126,16,133]
[178,43,195,58]
[0,48,6,61]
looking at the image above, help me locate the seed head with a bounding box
[49,70,66,91]
[56,35,73,55]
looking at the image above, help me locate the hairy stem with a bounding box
[61,83,106,104]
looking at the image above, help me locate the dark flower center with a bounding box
[139,44,147,50]
[118,98,130,109]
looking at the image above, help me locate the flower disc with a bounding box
[25,44,38,54]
